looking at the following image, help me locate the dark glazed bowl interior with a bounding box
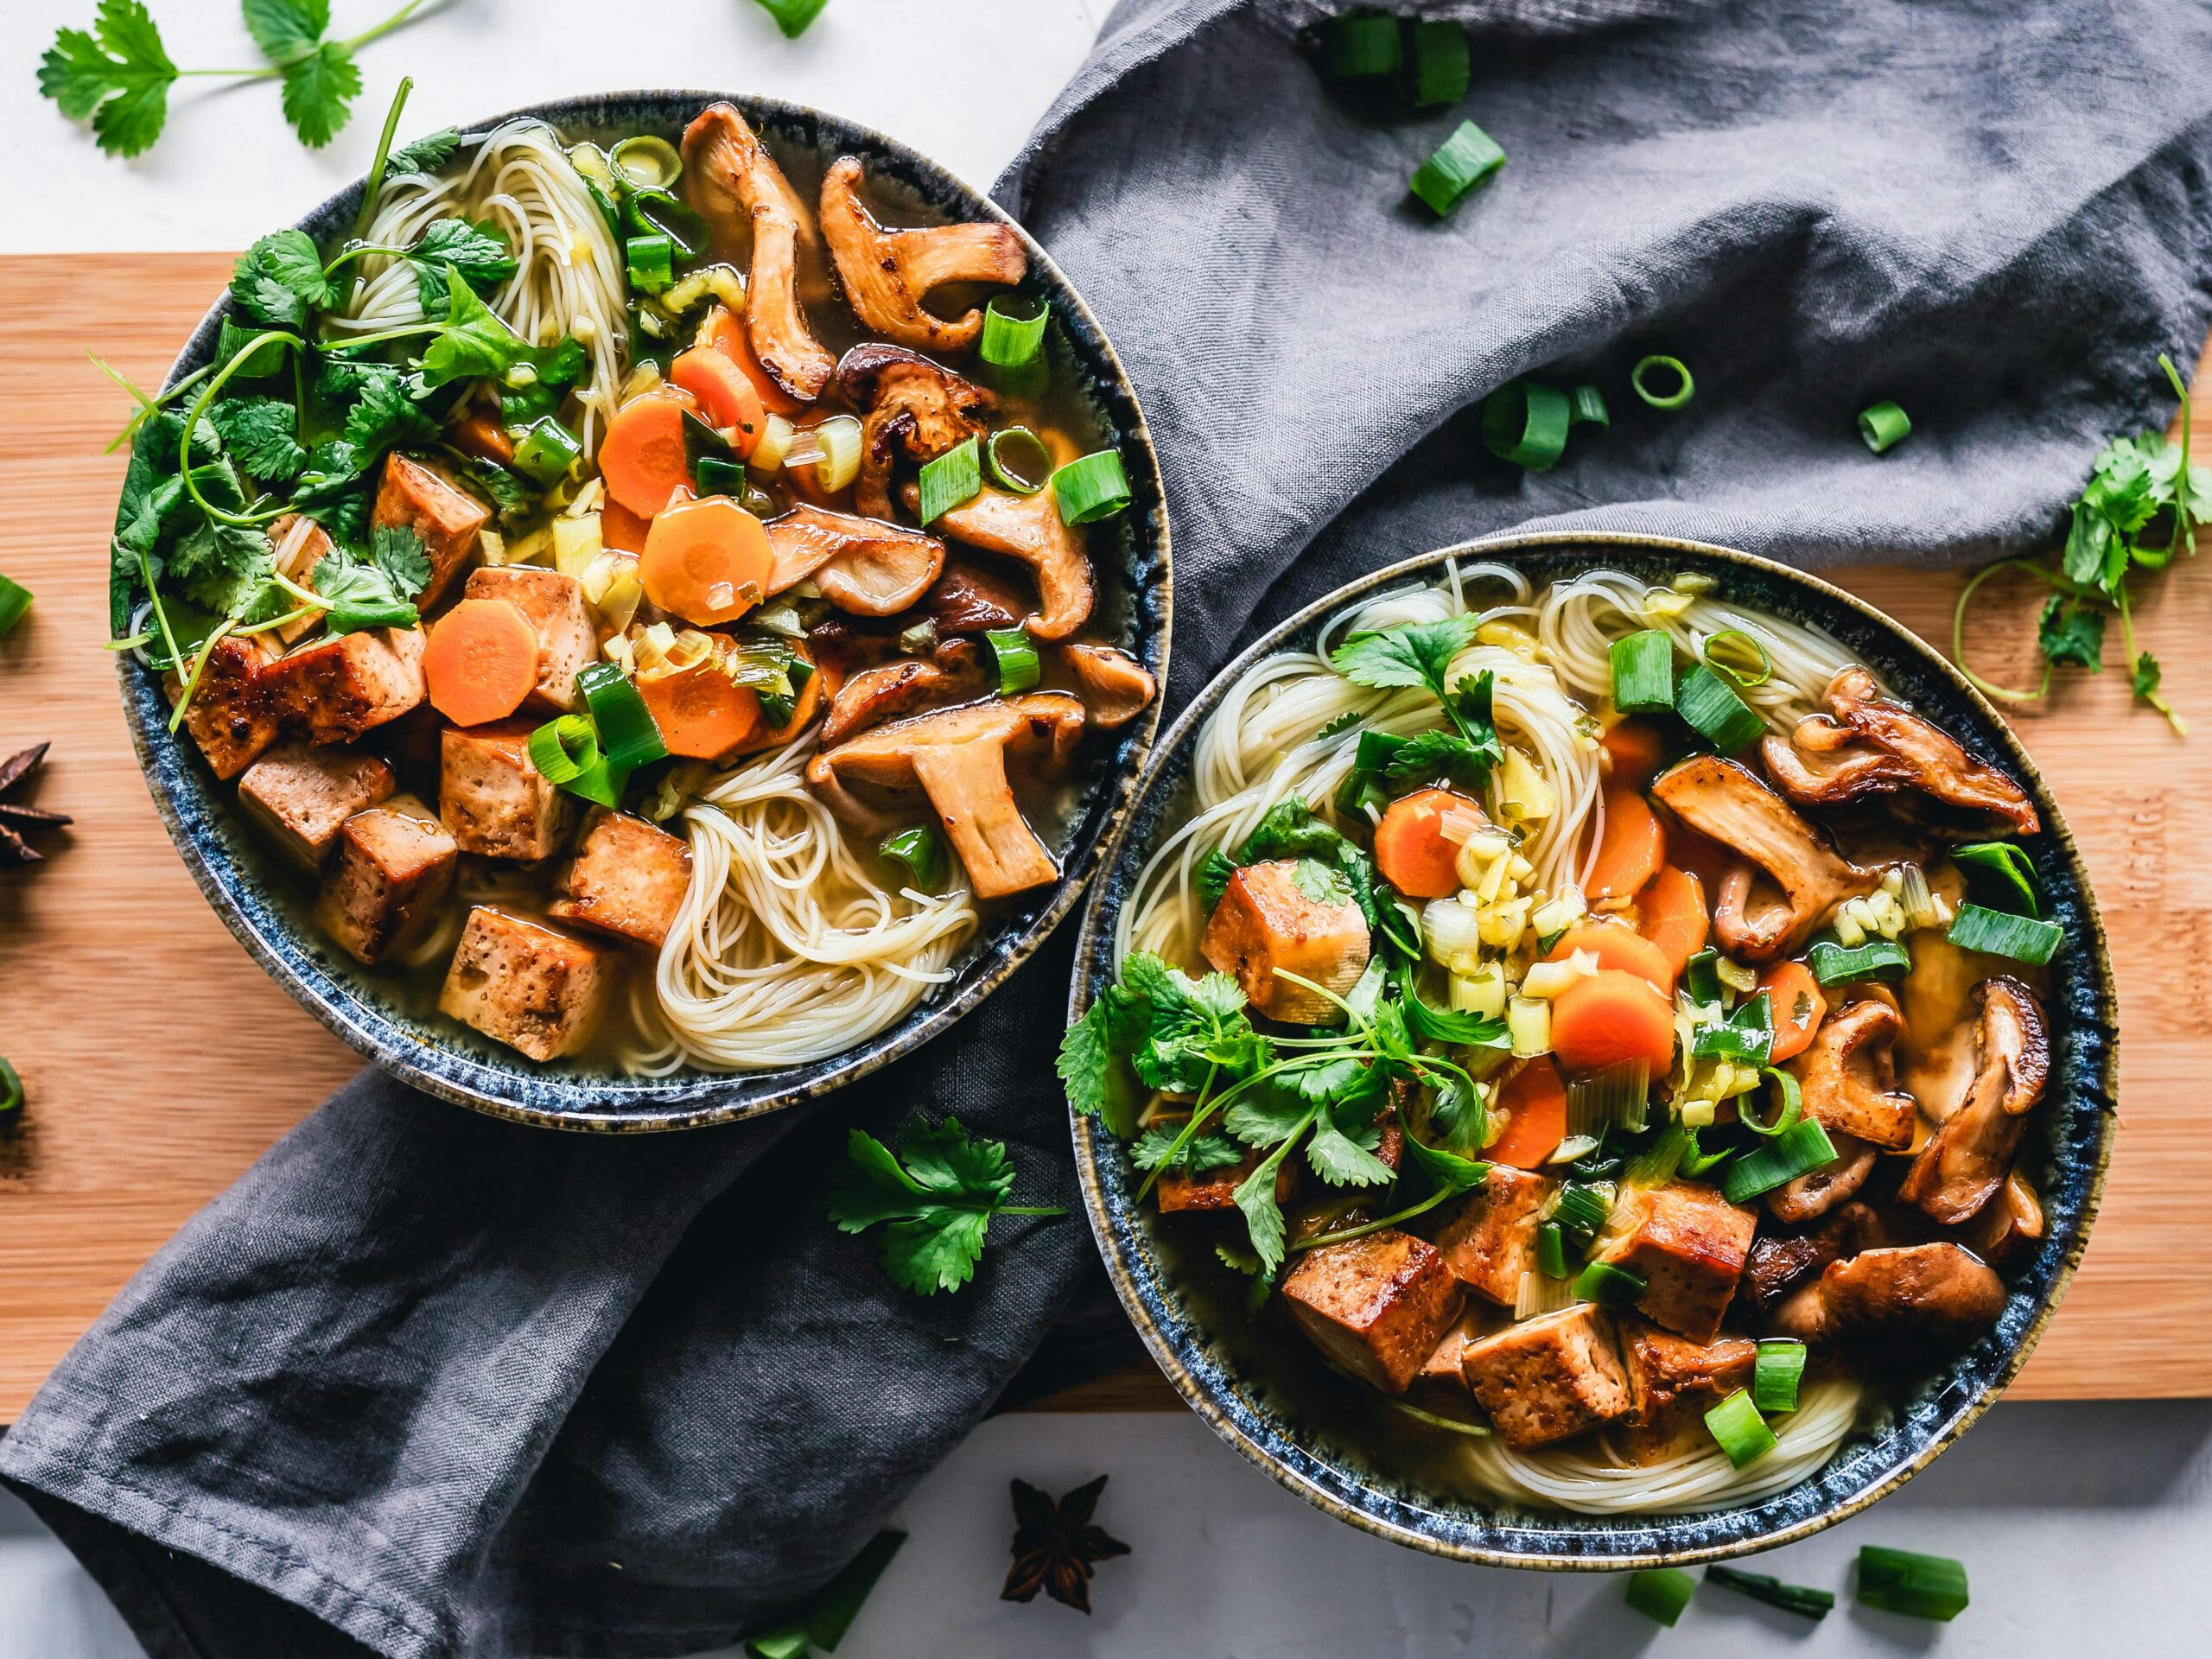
[1069,532,2114,1567]
[121,91,1170,1131]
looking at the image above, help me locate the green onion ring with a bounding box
[1631,354,1695,410]
[1739,1067,1804,1139]
[529,715,600,787]
[1481,379,1572,471]
[985,427,1052,496]
[1701,627,1772,687]
[610,135,682,191]
[985,627,1042,695]
[1859,398,1912,454]
[979,296,1049,369]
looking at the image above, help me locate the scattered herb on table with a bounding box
[0,1057,22,1117]
[0,575,31,637]
[0,744,72,869]
[1001,1476,1131,1615]
[743,1530,904,1657]
[825,1115,1066,1295]
[1705,1562,1835,1619]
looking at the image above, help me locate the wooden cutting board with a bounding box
[1,254,2205,1421]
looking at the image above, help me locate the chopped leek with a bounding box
[985,427,1052,495]
[1808,936,1911,985]
[1409,120,1506,215]
[1947,902,2062,964]
[1483,380,1572,472]
[1570,384,1611,429]
[810,415,863,493]
[1859,399,1912,454]
[879,824,950,893]
[1721,1118,1839,1204]
[1572,1260,1646,1310]
[576,661,669,772]
[1551,1181,1612,1243]
[1408,19,1471,107]
[1683,948,1722,1006]
[1952,841,2040,916]
[1753,1338,1807,1412]
[1675,662,1764,752]
[1701,628,1771,688]
[1740,1065,1804,1139]
[984,627,1041,696]
[609,135,682,191]
[1855,1547,1968,1621]
[1610,630,1675,712]
[1507,995,1551,1057]
[695,455,745,498]
[1318,10,1402,78]
[1692,991,1772,1066]
[1535,1220,1569,1279]
[917,439,982,525]
[1632,354,1695,410]
[1702,1389,1775,1468]
[979,296,1049,369]
[528,714,599,785]
[512,417,582,486]
[1627,1122,1693,1187]
[753,0,830,40]
[1052,450,1132,524]
[1707,1564,1832,1619]
[1567,1060,1649,1136]
[0,1055,21,1116]
[1624,1567,1694,1627]
[626,232,674,296]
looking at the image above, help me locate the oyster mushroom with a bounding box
[836,344,995,521]
[1821,1242,2007,1352]
[1649,756,1886,961]
[1962,1168,2045,1265]
[1787,998,1918,1150]
[819,652,986,747]
[681,104,836,404]
[766,505,944,616]
[817,156,1027,353]
[806,693,1086,899]
[1061,643,1156,729]
[1765,1135,1879,1225]
[1900,976,2050,1224]
[919,486,1095,640]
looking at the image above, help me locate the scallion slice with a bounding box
[1408,19,1471,107]
[512,416,582,486]
[1553,1181,1613,1242]
[1947,902,2063,965]
[1721,1118,1839,1205]
[1567,1059,1649,1136]
[1675,662,1764,752]
[1409,119,1506,215]
[1807,936,1911,985]
[0,1055,22,1116]
[1692,990,1773,1067]
[528,715,599,786]
[1610,630,1675,712]
[1859,399,1912,454]
[1571,1260,1646,1310]
[1632,354,1695,410]
[1739,1065,1804,1139]
[1753,1338,1807,1413]
[1571,384,1611,428]
[985,627,1041,695]
[1482,379,1572,471]
[1701,628,1772,687]
[1683,948,1722,1006]
[879,823,950,893]
[1624,1567,1694,1627]
[625,232,674,296]
[576,661,670,772]
[695,455,746,498]
[0,574,30,636]
[1855,1547,1968,1621]
[1702,1389,1777,1469]
[1627,1122,1693,1188]
[1707,1563,1833,1618]
[918,436,982,524]
[985,427,1052,495]
[1679,1128,1732,1176]
[1052,450,1132,524]
[1536,1219,1569,1279]
[1952,841,2040,917]
[609,135,682,191]
[979,296,1049,369]
[1319,11,1402,79]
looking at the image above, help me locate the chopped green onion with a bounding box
[1675,662,1764,752]
[1701,628,1772,687]
[626,233,674,296]
[917,436,982,524]
[1536,1219,1569,1279]
[1570,384,1611,428]
[1624,1567,1694,1626]
[1947,902,2063,965]
[1808,936,1912,985]
[1693,991,1773,1067]
[1553,1182,1612,1243]
[1482,380,1572,472]
[512,417,582,486]
[0,1055,22,1116]
[985,427,1052,496]
[1408,19,1471,107]
[1754,1338,1807,1412]
[880,824,949,893]
[1567,1059,1649,1136]
[1632,354,1695,410]
[1610,630,1675,712]
[1683,948,1722,1006]
[1859,399,1912,454]
[979,296,1049,369]
[1707,1563,1832,1618]
[1679,1128,1732,1176]
[1409,119,1507,215]
[985,627,1041,696]
[609,135,682,191]
[1953,841,2040,917]
[1052,450,1132,525]
[576,661,670,772]
[751,0,830,41]
[1855,1547,1968,1621]
[1318,11,1402,79]
[1738,1065,1803,1139]
[0,574,29,636]
[1721,1117,1839,1205]
[1627,1122,1693,1188]
[1702,1389,1777,1468]
[695,455,747,498]
[528,714,599,786]
[1572,1260,1646,1311]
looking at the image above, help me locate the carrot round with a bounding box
[705,303,804,416]
[636,659,760,760]
[423,598,539,728]
[1485,1056,1569,1169]
[639,496,773,626]
[1637,864,1710,976]
[671,346,765,456]
[1587,781,1665,899]
[600,494,652,554]
[1601,718,1669,788]
[1545,922,1675,993]
[1373,786,1484,899]
[1551,969,1677,1077]
[1759,959,1828,1063]
[598,390,696,517]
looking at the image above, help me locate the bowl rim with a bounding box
[118,88,1173,1133]
[1065,528,2118,1567]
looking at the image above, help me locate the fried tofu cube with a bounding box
[464,565,594,715]
[1414,1307,1487,1391]
[237,742,397,868]
[1201,859,1371,1025]
[1281,1229,1464,1394]
[1459,1305,1632,1446]
[1154,1135,1295,1213]
[438,906,613,1061]
[264,626,427,745]
[374,453,489,608]
[315,803,459,964]
[1431,1165,1550,1306]
[1598,1182,1758,1344]
[547,810,693,948]
[440,720,572,860]
[1619,1321,1758,1428]
[165,633,278,779]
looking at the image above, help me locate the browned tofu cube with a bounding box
[464,565,594,715]
[438,906,613,1060]
[1281,1229,1463,1394]
[1201,859,1370,1025]
[1431,1165,1549,1306]
[1619,1321,1758,1428]
[374,453,489,608]
[264,626,427,745]
[165,633,278,779]
[1414,1307,1488,1391]
[237,742,397,868]
[548,810,693,948]
[1154,1135,1295,1214]
[315,803,459,964]
[440,720,572,861]
[1598,1182,1757,1344]
[1459,1305,1632,1446]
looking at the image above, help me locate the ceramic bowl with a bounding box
[1069,531,2113,1567]
[120,91,1170,1131]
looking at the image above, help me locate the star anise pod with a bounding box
[0,744,70,869]
[1000,1474,1130,1615]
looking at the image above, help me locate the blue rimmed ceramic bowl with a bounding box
[120,91,1170,1131]
[1068,531,2114,1567]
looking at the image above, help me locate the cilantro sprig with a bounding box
[826,1116,1067,1296]
[1325,616,1504,810]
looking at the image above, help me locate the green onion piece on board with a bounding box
[512,417,583,486]
[1052,450,1132,524]
[1807,937,1912,985]
[1409,119,1507,215]
[879,825,949,893]
[1570,384,1611,428]
[1707,1563,1834,1618]
[1318,10,1403,79]
[751,0,831,41]
[917,436,982,524]
[1535,1219,1568,1279]
[1855,1546,1969,1621]
[1683,948,1722,1005]
[0,574,30,636]
[1753,1338,1807,1412]
[1947,902,2063,965]
[695,455,746,498]
[1674,661,1764,752]
[626,233,674,296]
[576,661,670,772]
[1721,1118,1839,1205]
[1610,630,1676,712]
[1483,380,1573,471]
[1951,841,2040,916]
[1631,354,1695,410]
[610,135,683,191]
[1702,1389,1777,1468]
[1859,399,1913,454]
[1408,20,1471,107]
[1701,628,1772,687]
[1624,1567,1694,1626]
[985,427,1052,496]
[528,715,601,786]
[985,627,1041,695]
[0,1055,22,1116]
[979,296,1049,368]
[1571,1261,1647,1310]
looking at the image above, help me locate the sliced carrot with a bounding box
[447,408,515,466]
[600,494,653,554]
[1601,718,1669,788]
[635,657,760,760]
[1759,959,1827,1063]
[671,346,766,457]
[704,302,804,416]
[1373,786,1483,899]
[1485,1056,1569,1169]
[1587,782,1665,899]
[1545,922,1675,993]
[1551,969,1677,1077]
[1637,864,1710,976]
[639,496,773,626]
[423,598,539,728]
[598,390,696,518]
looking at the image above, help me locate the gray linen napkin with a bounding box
[8,3,2212,1655]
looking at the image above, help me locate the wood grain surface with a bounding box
[1,255,2206,1421]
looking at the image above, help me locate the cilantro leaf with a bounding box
[449,455,540,528]
[1056,1000,1116,1120]
[229,230,334,331]
[1197,848,1238,914]
[410,217,519,311]
[370,524,431,598]
[418,272,531,387]
[1305,1118,1396,1187]
[241,0,327,60]
[2133,651,2162,699]
[312,550,418,634]
[1400,1130,1490,1196]
[340,366,440,453]
[39,1,175,159]
[210,397,306,484]
[1382,728,1497,791]
[1329,615,1479,697]
[499,335,588,427]
[1291,857,1354,907]
[1131,1128,1244,1176]
[2037,594,2105,671]
[279,41,360,149]
[825,1116,1061,1296]
[1234,1155,1293,1274]
[387,127,461,175]
[1224,1084,1317,1150]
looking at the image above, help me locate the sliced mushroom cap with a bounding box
[818,156,1027,353]
[1061,643,1157,730]
[1737,1200,1880,1315]
[681,104,835,404]
[1761,716,1915,804]
[1900,976,2050,1224]
[1962,1168,2046,1265]
[819,652,986,747]
[925,561,1029,634]
[1787,998,1918,1151]
[1649,756,1885,961]
[920,485,1095,640]
[806,692,1085,899]
[1766,1133,1879,1224]
[766,504,944,616]
[1821,1242,2006,1351]
[836,344,995,520]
